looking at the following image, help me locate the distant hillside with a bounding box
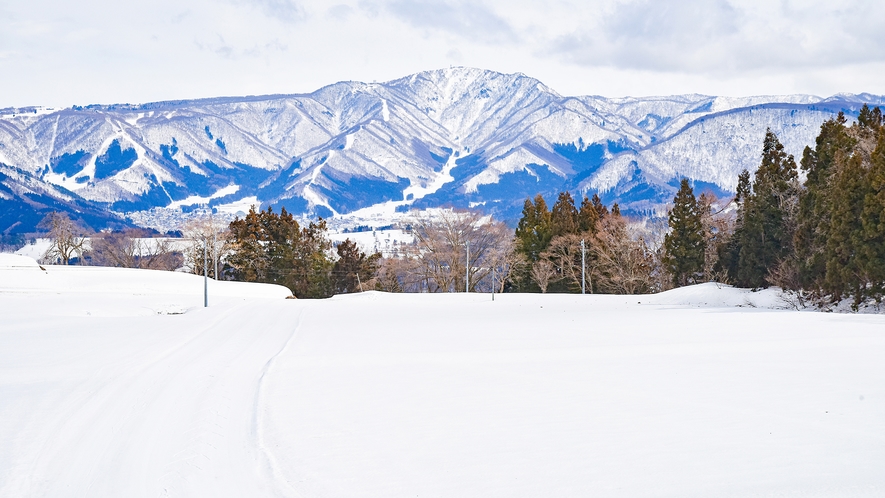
[1,67,882,232]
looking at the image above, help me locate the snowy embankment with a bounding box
[1,255,883,497]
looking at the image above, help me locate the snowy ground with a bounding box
[1,254,883,497]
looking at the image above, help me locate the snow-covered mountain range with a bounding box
[2,67,882,232]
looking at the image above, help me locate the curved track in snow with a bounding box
[0,280,304,497]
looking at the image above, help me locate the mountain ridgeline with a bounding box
[1,67,883,232]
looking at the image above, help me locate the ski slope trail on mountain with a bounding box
[1,257,884,497]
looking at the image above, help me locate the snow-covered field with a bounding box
[1,254,883,497]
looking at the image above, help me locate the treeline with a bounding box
[221,207,514,297]
[512,193,660,293]
[38,211,183,270]
[223,206,380,298]
[663,105,885,308]
[36,104,884,308]
[35,207,379,299]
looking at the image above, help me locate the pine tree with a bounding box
[663,178,705,286]
[824,152,869,301]
[734,169,751,205]
[717,170,750,282]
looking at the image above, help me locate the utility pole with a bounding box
[465,241,470,293]
[492,265,495,301]
[581,238,586,295]
[203,237,208,307]
[213,227,218,280]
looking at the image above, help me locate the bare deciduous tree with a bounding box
[591,216,656,294]
[181,217,232,279]
[90,229,183,270]
[396,210,513,292]
[531,259,557,293]
[490,239,521,293]
[541,233,587,293]
[40,212,87,265]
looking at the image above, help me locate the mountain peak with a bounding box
[2,67,883,233]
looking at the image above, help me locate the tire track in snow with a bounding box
[0,298,306,497]
[253,304,308,497]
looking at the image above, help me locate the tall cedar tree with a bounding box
[716,169,750,279]
[733,129,799,288]
[515,194,552,262]
[591,194,609,218]
[819,105,885,304]
[825,146,868,300]
[795,113,853,289]
[861,110,885,301]
[790,105,885,305]
[578,195,600,233]
[546,192,581,292]
[550,191,579,237]
[663,179,705,286]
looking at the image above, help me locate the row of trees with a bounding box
[373,210,514,293]
[37,105,884,306]
[223,206,381,298]
[36,208,380,299]
[513,192,659,294]
[222,207,516,297]
[39,212,183,270]
[660,105,885,308]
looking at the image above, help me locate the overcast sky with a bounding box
[2,0,884,108]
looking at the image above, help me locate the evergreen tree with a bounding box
[663,179,705,286]
[794,113,852,290]
[819,105,884,305]
[287,218,334,299]
[858,104,883,129]
[227,206,335,298]
[716,170,750,282]
[332,239,380,294]
[550,191,579,237]
[591,194,609,218]
[578,195,600,233]
[734,169,751,205]
[734,129,800,288]
[824,151,869,301]
[860,125,885,301]
[515,194,552,262]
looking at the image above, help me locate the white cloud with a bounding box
[384,0,517,44]
[0,0,883,107]
[327,4,354,20]
[547,0,885,75]
[235,0,306,23]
